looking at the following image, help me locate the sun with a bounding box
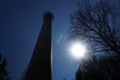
[68,41,87,59]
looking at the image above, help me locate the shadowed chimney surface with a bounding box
[24,12,53,80]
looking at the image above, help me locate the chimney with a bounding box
[24,12,53,80]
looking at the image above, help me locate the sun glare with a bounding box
[68,41,87,59]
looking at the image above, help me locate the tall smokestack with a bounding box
[24,12,53,80]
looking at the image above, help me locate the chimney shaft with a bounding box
[24,12,53,80]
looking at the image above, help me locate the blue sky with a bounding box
[0,0,79,80]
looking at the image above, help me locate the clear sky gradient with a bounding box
[0,0,79,80]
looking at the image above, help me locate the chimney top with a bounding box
[43,12,54,21]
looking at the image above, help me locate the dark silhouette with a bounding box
[68,0,120,80]
[0,53,11,80]
[24,12,53,80]
[76,55,120,80]
[20,70,26,80]
[69,0,120,56]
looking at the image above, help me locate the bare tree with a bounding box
[0,53,11,80]
[68,0,120,80]
[75,55,120,80]
[69,0,120,57]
